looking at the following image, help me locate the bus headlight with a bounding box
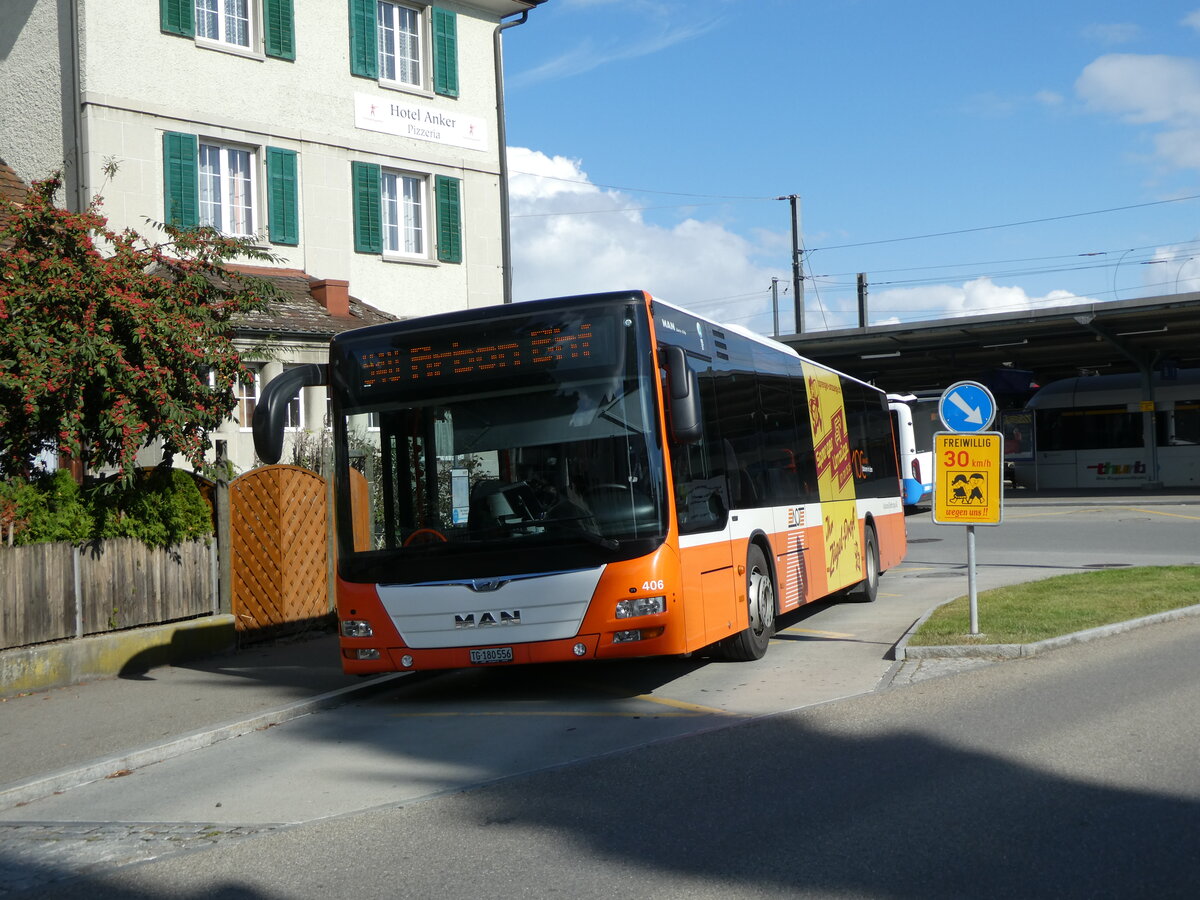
[616,596,666,619]
[341,620,374,638]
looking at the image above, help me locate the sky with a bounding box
[499,0,1200,337]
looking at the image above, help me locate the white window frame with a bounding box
[195,0,256,53]
[236,366,261,431]
[381,168,428,259]
[199,141,257,238]
[377,1,428,92]
[283,365,305,432]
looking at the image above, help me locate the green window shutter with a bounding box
[435,175,462,264]
[160,0,195,37]
[432,8,459,98]
[264,0,296,60]
[348,0,378,78]
[352,161,382,254]
[162,131,199,228]
[266,148,299,245]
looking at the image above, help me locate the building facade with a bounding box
[2,0,544,473]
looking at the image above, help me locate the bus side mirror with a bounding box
[252,363,329,465]
[663,345,702,444]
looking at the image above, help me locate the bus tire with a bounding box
[849,525,881,603]
[722,544,776,661]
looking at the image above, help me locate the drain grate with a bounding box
[907,538,942,544]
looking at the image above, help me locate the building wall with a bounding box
[0,0,71,195]
[3,0,514,318]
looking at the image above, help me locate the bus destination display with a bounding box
[357,319,608,388]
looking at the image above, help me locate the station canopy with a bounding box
[780,291,1200,399]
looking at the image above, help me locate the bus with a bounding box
[887,392,939,506]
[254,290,907,673]
[1013,368,1200,489]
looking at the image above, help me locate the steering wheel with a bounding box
[403,527,448,546]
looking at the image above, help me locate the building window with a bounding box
[283,366,305,431]
[378,2,422,87]
[381,170,425,256]
[199,143,255,237]
[196,0,251,49]
[352,161,461,263]
[163,134,298,242]
[161,0,295,61]
[237,367,261,429]
[349,2,457,97]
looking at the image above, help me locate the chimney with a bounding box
[312,279,350,318]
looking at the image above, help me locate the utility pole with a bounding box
[776,194,804,334]
[771,277,780,337]
[857,273,868,328]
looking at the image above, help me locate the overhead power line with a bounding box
[508,168,774,202]
[807,194,1200,252]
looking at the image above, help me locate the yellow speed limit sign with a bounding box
[932,432,1004,525]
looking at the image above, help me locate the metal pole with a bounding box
[857,273,868,328]
[790,195,803,334]
[967,525,979,635]
[771,277,779,337]
[494,11,534,304]
[215,440,233,616]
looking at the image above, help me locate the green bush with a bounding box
[0,467,213,548]
[0,470,94,545]
[94,468,214,547]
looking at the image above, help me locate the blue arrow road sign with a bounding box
[938,381,997,433]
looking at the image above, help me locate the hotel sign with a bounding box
[354,93,488,152]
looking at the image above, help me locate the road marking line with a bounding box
[631,693,733,716]
[1119,506,1200,521]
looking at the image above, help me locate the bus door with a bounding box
[669,365,737,649]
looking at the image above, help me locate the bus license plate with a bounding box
[470,647,513,665]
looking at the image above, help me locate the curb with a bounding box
[0,670,408,810]
[0,615,239,699]
[895,602,1200,661]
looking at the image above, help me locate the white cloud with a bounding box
[508,18,721,89]
[1183,10,1200,32]
[1077,54,1200,124]
[864,278,1087,330]
[1151,244,1200,293]
[1077,53,1200,171]
[1082,23,1142,46]
[508,149,1102,335]
[508,147,782,331]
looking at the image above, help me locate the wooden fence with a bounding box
[0,538,216,651]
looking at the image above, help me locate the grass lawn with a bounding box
[906,565,1200,646]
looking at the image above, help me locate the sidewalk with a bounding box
[0,633,404,808]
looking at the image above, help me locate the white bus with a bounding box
[1013,368,1200,489]
[888,392,939,506]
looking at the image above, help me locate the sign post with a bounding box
[933,382,1002,636]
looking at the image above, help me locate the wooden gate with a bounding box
[230,465,330,632]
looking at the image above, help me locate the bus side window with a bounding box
[757,374,803,504]
[672,367,729,533]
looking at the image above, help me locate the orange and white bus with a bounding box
[254,290,907,672]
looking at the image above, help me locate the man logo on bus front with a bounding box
[469,577,510,593]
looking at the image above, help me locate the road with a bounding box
[2,498,1198,897]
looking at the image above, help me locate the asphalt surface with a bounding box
[1,489,1197,809]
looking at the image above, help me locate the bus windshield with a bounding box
[332,300,668,582]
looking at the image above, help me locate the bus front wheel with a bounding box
[721,544,776,661]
